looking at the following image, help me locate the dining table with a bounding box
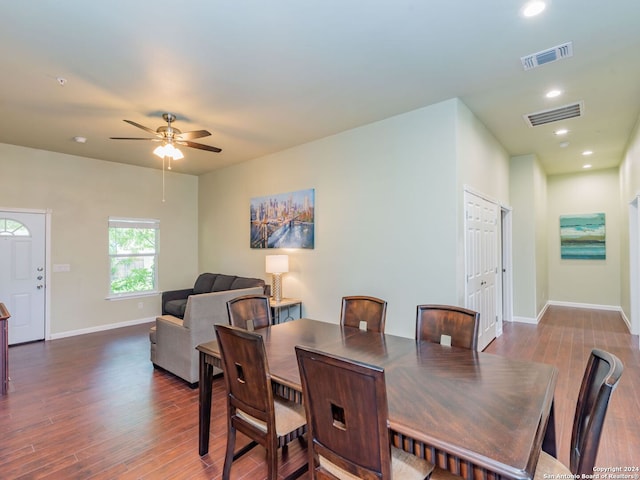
[197,318,558,480]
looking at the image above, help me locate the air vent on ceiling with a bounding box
[524,102,583,127]
[521,42,573,70]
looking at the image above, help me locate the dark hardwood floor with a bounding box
[0,306,637,479]
[484,306,640,471]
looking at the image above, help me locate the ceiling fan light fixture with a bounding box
[169,145,184,160]
[153,143,184,160]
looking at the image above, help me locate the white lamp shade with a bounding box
[153,143,184,160]
[265,255,289,274]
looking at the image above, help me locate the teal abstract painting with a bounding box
[560,213,605,260]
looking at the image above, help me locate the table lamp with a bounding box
[265,255,289,303]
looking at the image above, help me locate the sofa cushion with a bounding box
[230,276,265,290]
[212,274,237,291]
[193,273,218,294]
[165,299,188,318]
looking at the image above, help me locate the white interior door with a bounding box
[465,191,498,351]
[0,211,46,344]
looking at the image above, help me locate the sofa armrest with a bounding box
[161,288,194,314]
[154,315,197,382]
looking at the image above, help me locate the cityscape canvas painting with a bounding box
[250,188,315,249]
[560,213,606,260]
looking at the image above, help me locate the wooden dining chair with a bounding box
[415,304,480,350]
[227,294,272,330]
[214,324,308,480]
[340,295,388,332]
[534,348,623,479]
[295,344,434,480]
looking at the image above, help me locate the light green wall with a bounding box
[510,154,542,320]
[0,143,199,336]
[456,101,510,204]
[199,99,509,338]
[547,169,621,307]
[534,159,548,313]
[619,114,640,334]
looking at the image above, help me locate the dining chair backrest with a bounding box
[215,323,273,424]
[415,304,480,350]
[295,344,393,479]
[570,348,623,475]
[295,344,434,480]
[340,295,388,332]
[534,348,623,480]
[227,294,272,330]
[215,323,308,480]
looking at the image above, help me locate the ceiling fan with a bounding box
[111,113,222,202]
[110,113,222,156]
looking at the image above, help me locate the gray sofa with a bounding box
[150,273,267,385]
[161,272,267,318]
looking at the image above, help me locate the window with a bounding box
[108,217,159,297]
[0,218,30,236]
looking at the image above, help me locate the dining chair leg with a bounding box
[222,425,236,480]
[266,448,276,480]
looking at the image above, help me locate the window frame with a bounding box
[107,217,160,299]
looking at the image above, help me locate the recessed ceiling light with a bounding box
[559,141,570,148]
[73,136,87,144]
[582,150,593,156]
[583,164,592,169]
[546,89,562,98]
[554,129,569,136]
[522,1,546,17]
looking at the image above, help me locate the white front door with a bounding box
[0,211,46,344]
[464,191,498,351]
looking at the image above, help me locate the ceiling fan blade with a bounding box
[177,140,222,153]
[123,119,160,136]
[109,137,160,141]
[176,129,211,140]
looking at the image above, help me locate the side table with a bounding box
[269,298,302,324]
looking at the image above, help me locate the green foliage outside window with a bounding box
[109,222,158,295]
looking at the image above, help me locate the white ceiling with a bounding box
[1,1,639,176]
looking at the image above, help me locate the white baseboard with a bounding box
[512,316,538,324]
[510,303,548,325]
[49,316,155,340]
[547,300,622,312]
[619,309,632,332]
[536,303,550,324]
[511,301,630,331]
